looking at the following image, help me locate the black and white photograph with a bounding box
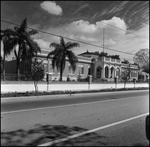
[1,1,149,146]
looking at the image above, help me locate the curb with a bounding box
[1,87,149,98]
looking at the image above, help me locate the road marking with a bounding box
[38,113,149,146]
[1,96,148,115]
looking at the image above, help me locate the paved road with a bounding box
[1,90,149,112]
[1,83,149,93]
[1,90,149,146]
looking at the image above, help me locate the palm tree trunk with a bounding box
[60,63,63,81]
[16,57,20,81]
[3,52,5,81]
[16,46,21,81]
[60,67,63,81]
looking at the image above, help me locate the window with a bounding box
[68,65,72,73]
[105,66,109,78]
[88,66,91,75]
[81,67,84,74]
[68,63,75,74]
[131,71,137,77]
[79,65,84,74]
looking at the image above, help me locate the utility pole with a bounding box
[103,28,105,52]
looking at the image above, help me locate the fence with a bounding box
[1,73,33,81]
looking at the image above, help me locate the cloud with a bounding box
[73,4,89,14]
[64,16,127,43]
[40,1,62,15]
[105,39,117,47]
[34,39,50,49]
[38,17,128,51]
[37,16,148,62]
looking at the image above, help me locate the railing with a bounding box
[111,58,115,62]
[105,57,110,61]
[104,57,120,63]
[130,65,139,69]
[121,64,139,69]
[116,59,120,63]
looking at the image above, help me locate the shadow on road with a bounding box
[1,124,107,146]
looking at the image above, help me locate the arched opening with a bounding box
[105,66,109,78]
[116,67,120,78]
[110,67,114,78]
[96,66,102,78]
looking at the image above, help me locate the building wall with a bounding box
[5,60,17,74]
[37,57,91,81]
[4,53,140,82]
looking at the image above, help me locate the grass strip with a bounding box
[1,87,149,98]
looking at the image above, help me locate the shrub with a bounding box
[77,73,82,81]
[78,76,88,82]
[67,76,71,82]
[29,60,45,93]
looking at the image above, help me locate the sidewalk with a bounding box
[1,83,149,93]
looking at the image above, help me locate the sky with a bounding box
[1,1,149,62]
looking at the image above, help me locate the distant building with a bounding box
[3,50,140,81]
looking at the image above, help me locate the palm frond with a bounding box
[50,42,60,48]
[14,26,19,31]
[4,38,18,56]
[51,49,63,70]
[60,36,66,49]
[66,50,78,72]
[47,47,60,59]
[47,51,54,59]
[1,29,17,38]
[14,48,18,58]
[66,42,80,50]
[28,29,39,36]
[22,33,41,55]
[17,17,27,33]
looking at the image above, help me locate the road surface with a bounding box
[1,90,149,146]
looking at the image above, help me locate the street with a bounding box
[1,90,149,146]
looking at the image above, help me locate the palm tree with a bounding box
[1,29,14,80]
[1,56,3,74]
[2,18,41,80]
[47,36,79,81]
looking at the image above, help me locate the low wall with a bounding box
[1,83,149,93]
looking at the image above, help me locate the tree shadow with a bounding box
[1,124,107,146]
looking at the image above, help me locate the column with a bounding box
[47,58,50,73]
[102,67,105,78]
[113,68,116,78]
[108,67,110,78]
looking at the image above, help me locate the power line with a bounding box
[59,2,149,40]
[0,19,139,56]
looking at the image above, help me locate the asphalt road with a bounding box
[1,90,149,146]
[1,90,149,112]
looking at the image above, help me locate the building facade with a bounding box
[3,50,140,82]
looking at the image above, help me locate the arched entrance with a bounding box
[110,67,114,78]
[96,66,102,78]
[105,66,109,78]
[116,67,120,78]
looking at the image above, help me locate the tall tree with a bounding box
[47,36,79,81]
[133,48,149,73]
[2,18,41,80]
[1,29,15,80]
[1,56,3,73]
